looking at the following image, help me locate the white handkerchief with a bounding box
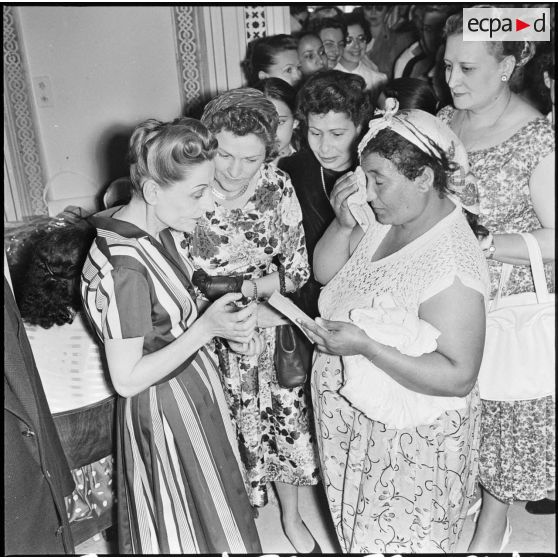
[347,166,371,231]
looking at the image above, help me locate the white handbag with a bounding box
[478,232,555,401]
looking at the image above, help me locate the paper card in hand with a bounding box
[268,291,314,341]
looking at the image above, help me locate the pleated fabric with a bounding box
[117,347,261,555]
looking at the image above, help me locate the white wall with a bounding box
[18,6,182,203]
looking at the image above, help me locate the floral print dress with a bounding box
[439,106,555,503]
[173,163,319,507]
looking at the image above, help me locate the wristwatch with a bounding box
[483,234,496,260]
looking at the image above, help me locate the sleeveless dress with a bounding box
[174,163,319,507]
[81,208,261,554]
[438,106,556,503]
[312,203,489,553]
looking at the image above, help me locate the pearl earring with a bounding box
[501,75,508,82]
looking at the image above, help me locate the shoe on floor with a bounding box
[525,498,556,515]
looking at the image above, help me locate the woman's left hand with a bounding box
[298,317,369,356]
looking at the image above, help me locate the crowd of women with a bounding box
[6,4,555,555]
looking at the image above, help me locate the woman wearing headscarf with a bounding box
[300,100,489,553]
[172,89,320,553]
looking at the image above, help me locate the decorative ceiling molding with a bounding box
[3,5,47,217]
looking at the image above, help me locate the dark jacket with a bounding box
[367,26,417,80]
[278,150,356,318]
[4,277,75,555]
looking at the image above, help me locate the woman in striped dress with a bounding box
[81,117,262,554]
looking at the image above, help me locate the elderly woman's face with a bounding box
[298,35,327,76]
[260,50,302,87]
[361,152,425,226]
[444,34,508,111]
[213,130,266,191]
[307,111,359,172]
[154,160,215,233]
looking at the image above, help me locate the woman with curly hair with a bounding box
[15,222,117,541]
[81,116,261,554]
[278,69,372,319]
[243,34,302,87]
[172,88,320,553]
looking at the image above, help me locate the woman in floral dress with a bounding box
[441,15,555,553]
[173,89,320,553]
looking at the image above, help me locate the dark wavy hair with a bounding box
[296,69,371,127]
[308,16,348,40]
[201,89,280,161]
[252,77,297,114]
[129,117,217,196]
[361,128,452,197]
[380,78,439,114]
[342,11,372,43]
[16,222,96,329]
[242,34,299,86]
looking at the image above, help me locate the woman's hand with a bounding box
[298,317,373,356]
[199,292,257,344]
[257,301,289,328]
[330,171,360,230]
[228,332,265,356]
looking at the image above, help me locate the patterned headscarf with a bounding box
[358,98,480,214]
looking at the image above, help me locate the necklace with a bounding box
[457,91,513,150]
[320,166,329,199]
[211,179,249,201]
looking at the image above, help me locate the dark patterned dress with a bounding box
[81,208,261,554]
[439,106,555,503]
[174,163,319,507]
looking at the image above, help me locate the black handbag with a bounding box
[275,323,312,388]
[274,262,312,389]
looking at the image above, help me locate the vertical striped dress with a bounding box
[81,208,261,554]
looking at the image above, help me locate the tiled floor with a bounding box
[76,485,555,555]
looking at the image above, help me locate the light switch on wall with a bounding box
[33,75,54,107]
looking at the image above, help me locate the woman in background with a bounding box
[16,222,116,539]
[243,34,302,88]
[441,15,555,552]
[296,31,327,78]
[335,12,388,96]
[81,116,261,554]
[253,77,298,161]
[278,70,371,320]
[176,89,320,553]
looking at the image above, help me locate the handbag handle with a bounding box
[494,232,550,307]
